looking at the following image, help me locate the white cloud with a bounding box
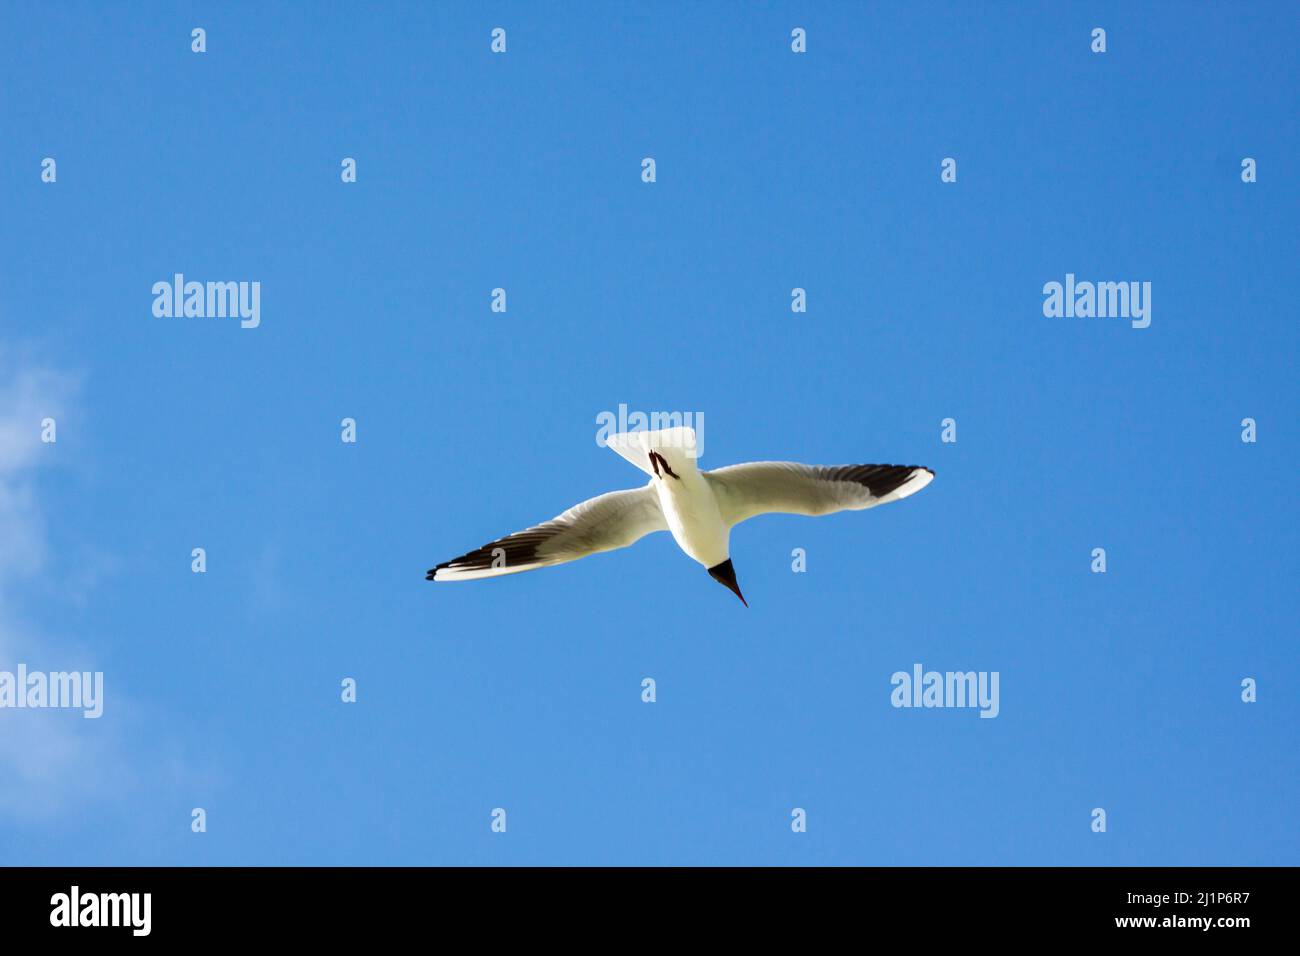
[0,364,73,579]
[0,357,129,819]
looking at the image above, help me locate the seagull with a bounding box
[426,426,933,605]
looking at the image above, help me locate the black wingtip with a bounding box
[425,568,438,581]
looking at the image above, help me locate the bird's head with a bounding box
[707,559,747,607]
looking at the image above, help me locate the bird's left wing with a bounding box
[705,462,933,528]
[428,483,667,581]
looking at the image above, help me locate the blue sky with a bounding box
[1,1,1296,865]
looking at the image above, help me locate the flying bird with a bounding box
[426,427,933,604]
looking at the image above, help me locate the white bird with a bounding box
[427,426,934,604]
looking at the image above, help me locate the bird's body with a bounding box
[647,444,729,568]
[427,426,933,603]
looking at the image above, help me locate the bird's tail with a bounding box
[604,426,700,478]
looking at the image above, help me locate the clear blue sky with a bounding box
[1,2,1296,865]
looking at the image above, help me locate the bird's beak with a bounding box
[707,559,747,607]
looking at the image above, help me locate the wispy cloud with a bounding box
[0,362,74,578]
[0,355,128,819]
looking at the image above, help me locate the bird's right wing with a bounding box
[428,483,667,581]
[705,462,933,528]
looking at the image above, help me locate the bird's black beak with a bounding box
[707,559,747,607]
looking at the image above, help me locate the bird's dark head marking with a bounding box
[707,559,747,607]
